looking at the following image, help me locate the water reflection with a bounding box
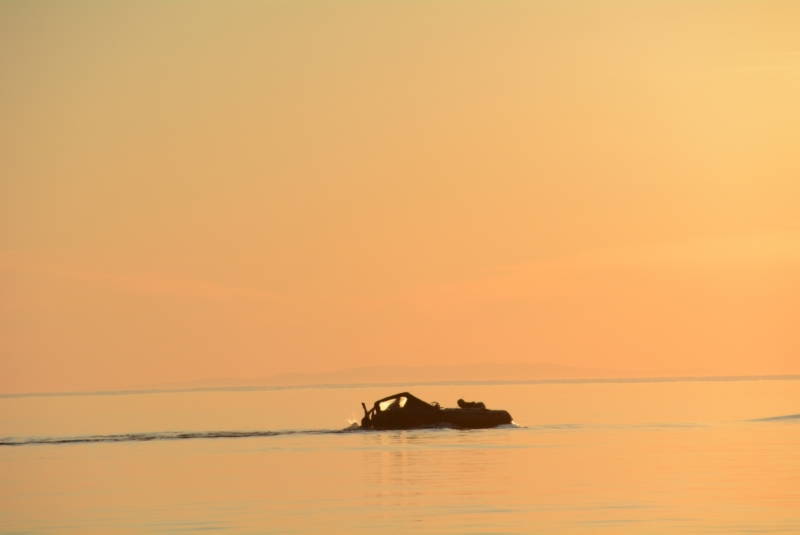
[360,428,515,532]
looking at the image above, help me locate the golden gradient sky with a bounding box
[2,1,798,393]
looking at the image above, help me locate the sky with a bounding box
[2,1,798,393]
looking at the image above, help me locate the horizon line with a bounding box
[1,373,799,399]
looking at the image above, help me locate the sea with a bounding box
[1,377,798,534]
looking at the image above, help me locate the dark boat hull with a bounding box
[366,408,512,430]
[438,408,512,429]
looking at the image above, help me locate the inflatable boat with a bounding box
[360,392,512,430]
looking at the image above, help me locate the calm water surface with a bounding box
[1,379,798,533]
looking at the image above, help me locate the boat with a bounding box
[360,392,512,430]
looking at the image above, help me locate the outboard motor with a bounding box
[361,402,371,427]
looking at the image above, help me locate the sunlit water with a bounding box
[1,379,798,533]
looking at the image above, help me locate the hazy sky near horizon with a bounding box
[2,1,798,393]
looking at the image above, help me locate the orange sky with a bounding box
[2,1,798,393]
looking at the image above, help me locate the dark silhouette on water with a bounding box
[458,398,486,409]
[360,392,512,430]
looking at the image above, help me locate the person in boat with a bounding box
[457,398,486,409]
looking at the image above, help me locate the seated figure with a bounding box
[457,398,486,409]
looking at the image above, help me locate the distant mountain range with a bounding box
[262,363,603,386]
[173,362,708,389]
[9,364,796,398]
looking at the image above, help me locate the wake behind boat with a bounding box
[360,392,512,430]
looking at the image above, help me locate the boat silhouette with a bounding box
[360,392,512,430]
